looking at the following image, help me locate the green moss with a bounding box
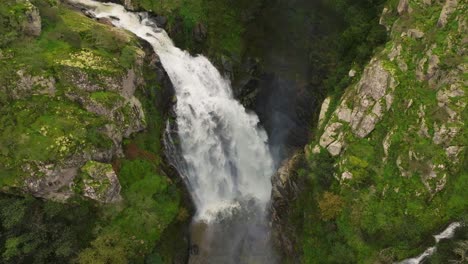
[90,91,125,108]
[0,96,111,184]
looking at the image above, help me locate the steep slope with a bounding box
[273,0,467,262]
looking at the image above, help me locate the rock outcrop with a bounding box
[270,152,303,261]
[0,3,174,203]
[312,0,466,194]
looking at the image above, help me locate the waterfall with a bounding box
[69,1,277,262]
[397,222,462,264]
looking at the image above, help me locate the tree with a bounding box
[318,192,344,221]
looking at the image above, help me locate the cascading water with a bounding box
[69,0,278,262]
[398,222,462,264]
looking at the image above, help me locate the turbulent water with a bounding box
[70,0,277,262]
[398,222,462,264]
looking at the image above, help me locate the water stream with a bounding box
[398,222,462,264]
[69,1,278,262]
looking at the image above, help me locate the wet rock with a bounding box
[155,15,168,28]
[270,152,302,261]
[123,0,135,11]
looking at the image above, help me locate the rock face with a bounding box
[313,0,466,187]
[270,152,302,261]
[317,58,396,157]
[300,0,466,243]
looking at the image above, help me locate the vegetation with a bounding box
[0,194,98,264]
[290,0,468,263]
[0,0,188,263]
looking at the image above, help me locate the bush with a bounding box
[318,192,344,221]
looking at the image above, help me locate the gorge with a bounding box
[71,0,278,263]
[0,0,466,263]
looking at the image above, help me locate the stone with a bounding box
[24,163,78,201]
[446,146,462,160]
[354,114,379,138]
[15,70,56,98]
[388,44,402,61]
[318,97,331,128]
[357,60,392,101]
[319,122,343,148]
[341,171,353,180]
[426,54,440,80]
[379,7,392,31]
[327,139,343,156]
[312,145,321,154]
[348,69,356,77]
[438,0,458,27]
[383,128,395,158]
[78,161,122,203]
[155,16,168,28]
[337,106,352,122]
[23,2,41,37]
[408,29,425,39]
[397,0,412,15]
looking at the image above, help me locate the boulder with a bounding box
[77,161,122,203]
[408,29,425,39]
[155,15,168,28]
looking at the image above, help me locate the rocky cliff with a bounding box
[273,0,467,262]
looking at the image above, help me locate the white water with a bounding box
[398,222,462,264]
[69,0,275,222]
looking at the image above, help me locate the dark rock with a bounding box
[155,15,168,28]
[269,151,303,262]
[193,22,207,42]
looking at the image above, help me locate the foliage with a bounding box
[318,192,344,221]
[0,194,98,264]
